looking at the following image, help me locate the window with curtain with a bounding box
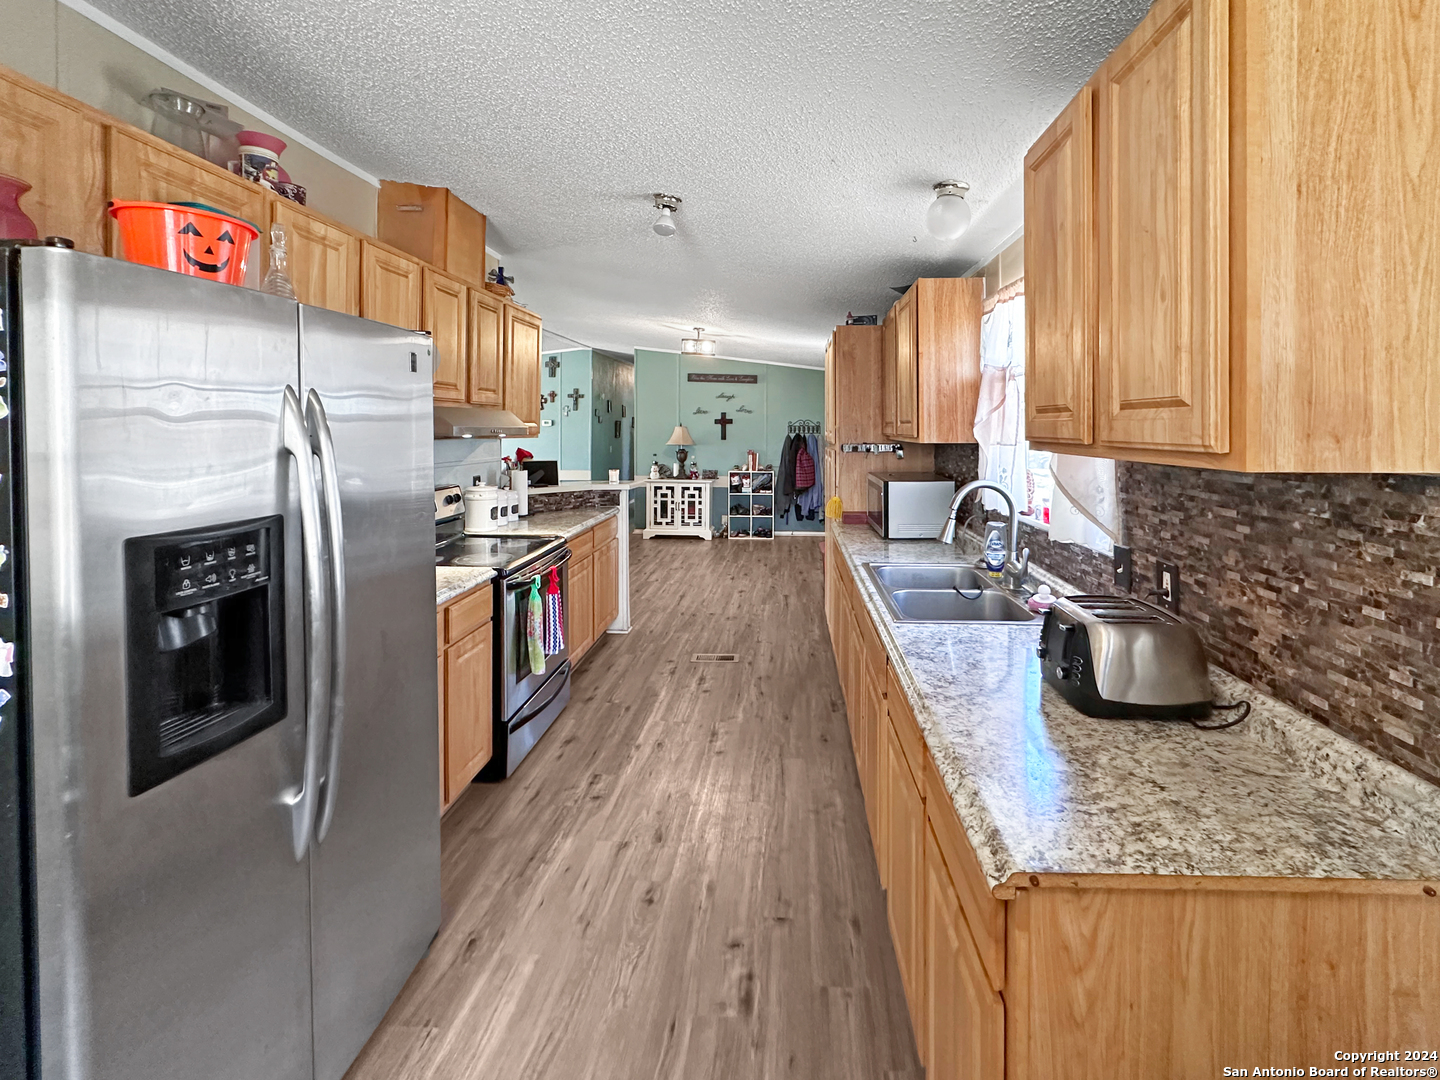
[972,281,1121,555]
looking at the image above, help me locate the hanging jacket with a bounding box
[794,440,815,489]
[776,433,800,519]
[797,435,825,516]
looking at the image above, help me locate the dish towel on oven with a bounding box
[527,576,546,675]
[544,566,565,655]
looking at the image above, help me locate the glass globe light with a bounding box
[926,181,972,240]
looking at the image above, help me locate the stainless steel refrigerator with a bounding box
[0,242,440,1080]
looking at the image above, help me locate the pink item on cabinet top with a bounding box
[0,175,39,241]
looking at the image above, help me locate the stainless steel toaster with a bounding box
[1037,596,1213,719]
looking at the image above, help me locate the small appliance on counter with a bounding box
[867,472,957,539]
[1037,596,1213,720]
[524,459,560,488]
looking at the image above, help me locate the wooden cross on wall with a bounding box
[714,412,734,440]
[567,388,585,410]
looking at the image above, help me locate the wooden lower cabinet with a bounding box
[438,584,494,811]
[595,536,620,630]
[827,547,1440,1079]
[924,821,1005,1080]
[570,551,596,661]
[883,711,925,1026]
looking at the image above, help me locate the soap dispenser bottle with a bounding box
[982,521,1007,581]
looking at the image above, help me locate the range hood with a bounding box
[433,405,535,439]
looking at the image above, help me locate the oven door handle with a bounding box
[505,548,572,589]
[507,664,571,732]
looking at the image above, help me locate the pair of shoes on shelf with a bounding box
[752,527,772,538]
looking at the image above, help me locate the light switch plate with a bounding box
[1113,546,1133,592]
[1155,562,1181,613]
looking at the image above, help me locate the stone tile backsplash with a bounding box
[932,443,1440,785]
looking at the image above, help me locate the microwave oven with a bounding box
[866,473,957,539]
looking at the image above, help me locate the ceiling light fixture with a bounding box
[652,193,682,236]
[926,180,972,240]
[680,327,716,356]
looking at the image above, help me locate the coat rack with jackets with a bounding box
[777,420,825,522]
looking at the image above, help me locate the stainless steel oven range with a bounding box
[434,486,571,778]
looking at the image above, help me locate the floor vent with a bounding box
[691,653,739,663]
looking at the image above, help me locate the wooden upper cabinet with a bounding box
[108,129,267,275]
[892,289,919,439]
[881,311,898,439]
[1095,0,1228,452]
[504,302,542,426]
[884,278,981,443]
[467,287,504,407]
[272,201,359,315]
[0,70,106,254]
[377,181,487,287]
[425,268,468,403]
[360,241,422,330]
[1024,87,1095,446]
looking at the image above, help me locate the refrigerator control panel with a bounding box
[157,525,272,610]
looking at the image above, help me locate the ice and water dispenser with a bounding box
[124,516,287,795]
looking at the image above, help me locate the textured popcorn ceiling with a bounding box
[89,0,1150,365]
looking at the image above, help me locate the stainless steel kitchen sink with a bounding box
[863,563,1037,623]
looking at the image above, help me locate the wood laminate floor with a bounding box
[347,533,920,1080]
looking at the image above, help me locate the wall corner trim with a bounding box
[56,0,381,188]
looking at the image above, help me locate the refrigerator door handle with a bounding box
[282,384,332,861]
[307,389,348,844]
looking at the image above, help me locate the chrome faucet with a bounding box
[939,480,1030,590]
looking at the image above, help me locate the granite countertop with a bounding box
[831,524,1440,891]
[501,505,622,541]
[434,506,623,606]
[436,566,496,606]
[530,479,644,491]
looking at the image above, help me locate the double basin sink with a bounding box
[863,563,1036,623]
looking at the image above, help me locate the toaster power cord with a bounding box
[1188,699,1252,731]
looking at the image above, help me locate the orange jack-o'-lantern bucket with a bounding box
[107,201,259,285]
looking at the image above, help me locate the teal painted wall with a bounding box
[513,348,588,476]
[634,350,825,532]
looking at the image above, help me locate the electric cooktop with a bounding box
[435,534,560,573]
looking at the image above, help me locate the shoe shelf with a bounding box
[726,470,774,540]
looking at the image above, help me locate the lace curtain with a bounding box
[972,281,1121,555]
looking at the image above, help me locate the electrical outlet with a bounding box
[1113,546,1133,592]
[1155,562,1181,612]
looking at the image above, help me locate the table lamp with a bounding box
[667,425,695,475]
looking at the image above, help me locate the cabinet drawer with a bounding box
[886,670,927,786]
[568,526,595,561]
[923,748,1006,993]
[594,514,620,546]
[444,583,492,645]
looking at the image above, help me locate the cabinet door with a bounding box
[823,337,836,445]
[425,268,468,403]
[0,72,106,254]
[882,309,899,439]
[863,646,885,849]
[1095,0,1228,451]
[360,241,423,330]
[595,537,620,633]
[504,303,542,426]
[273,201,359,315]
[468,288,505,406]
[885,713,926,1029]
[437,651,447,811]
[444,620,493,801]
[108,129,268,275]
[924,822,1005,1080]
[1025,87,1095,445]
[893,288,919,439]
[570,552,595,661]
